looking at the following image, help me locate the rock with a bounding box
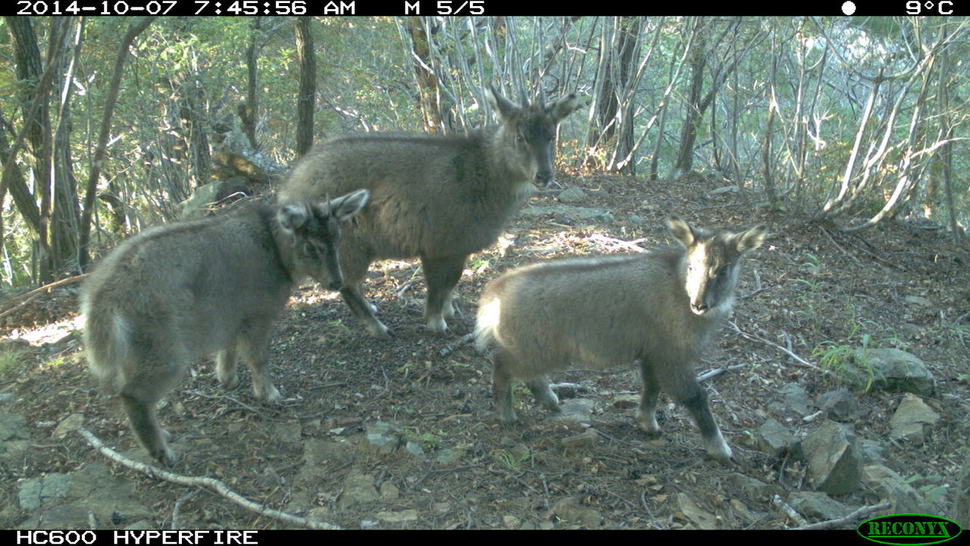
[521,205,615,224]
[954,447,970,528]
[380,481,400,501]
[726,473,783,503]
[364,421,403,454]
[272,421,303,445]
[862,464,928,514]
[298,438,355,483]
[52,413,84,439]
[405,441,426,458]
[840,348,935,395]
[556,186,586,203]
[801,421,863,495]
[177,178,249,219]
[709,185,739,195]
[903,295,933,307]
[676,493,719,529]
[788,491,849,521]
[17,463,154,529]
[337,471,380,509]
[0,412,30,463]
[552,398,595,424]
[561,428,599,450]
[376,509,418,523]
[774,383,815,417]
[553,497,602,528]
[435,447,465,466]
[889,393,940,442]
[18,473,72,511]
[818,389,859,422]
[756,418,795,456]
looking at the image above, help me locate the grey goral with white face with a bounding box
[475,217,766,464]
[280,86,581,338]
[669,216,767,316]
[81,190,369,466]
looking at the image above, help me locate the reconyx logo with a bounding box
[858,514,962,545]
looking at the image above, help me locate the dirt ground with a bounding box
[1,172,968,530]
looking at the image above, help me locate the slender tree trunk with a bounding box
[242,16,261,151]
[294,17,315,157]
[77,17,154,270]
[406,17,446,133]
[51,18,85,273]
[673,24,706,178]
[7,17,58,282]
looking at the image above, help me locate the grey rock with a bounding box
[788,491,850,521]
[556,186,586,203]
[779,383,815,416]
[521,205,615,224]
[338,471,380,509]
[839,348,935,396]
[801,421,863,495]
[954,446,970,528]
[889,393,940,442]
[757,418,795,456]
[553,398,596,424]
[0,412,30,463]
[177,178,249,219]
[17,463,154,529]
[862,464,928,514]
[435,447,465,466]
[726,473,783,503]
[561,428,599,450]
[676,493,718,530]
[818,389,859,422]
[19,473,72,511]
[553,497,603,528]
[364,421,403,454]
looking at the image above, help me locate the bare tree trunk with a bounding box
[672,22,707,178]
[938,51,963,242]
[51,18,85,274]
[294,17,316,157]
[406,17,447,133]
[77,17,154,270]
[242,16,261,151]
[6,17,62,282]
[762,42,778,204]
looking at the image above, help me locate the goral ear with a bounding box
[735,225,767,254]
[487,85,520,121]
[277,203,310,233]
[667,215,697,248]
[326,189,370,222]
[548,93,580,122]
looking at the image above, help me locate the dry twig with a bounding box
[794,503,891,530]
[77,427,341,530]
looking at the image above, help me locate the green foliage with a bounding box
[0,347,25,379]
[1,17,969,287]
[492,445,532,471]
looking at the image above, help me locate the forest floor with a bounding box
[1,172,969,531]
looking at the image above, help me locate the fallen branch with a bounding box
[773,494,807,526]
[794,502,891,530]
[77,427,341,530]
[587,233,647,253]
[438,332,474,357]
[0,273,88,319]
[696,363,747,383]
[729,321,829,376]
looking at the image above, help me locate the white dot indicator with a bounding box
[841,1,857,14]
